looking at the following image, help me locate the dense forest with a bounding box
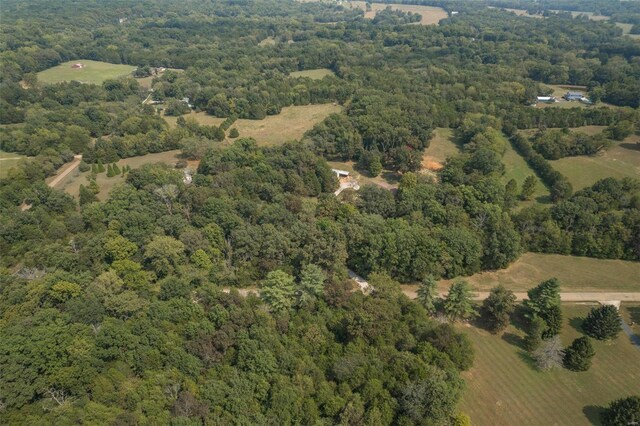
[0,0,639,423]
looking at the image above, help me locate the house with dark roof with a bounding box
[564,91,584,101]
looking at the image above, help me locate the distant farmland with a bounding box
[37,60,136,85]
[348,2,448,25]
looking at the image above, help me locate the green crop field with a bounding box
[289,68,335,79]
[550,136,640,190]
[459,304,640,426]
[0,151,28,178]
[439,252,640,292]
[37,60,136,85]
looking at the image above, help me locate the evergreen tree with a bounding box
[107,164,114,177]
[79,184,98,205]
[481,284,517,333]
[520,175,537,200]
[417,275,438,315]
[112,163,121,175]
[97,161,105,173]
[602,396,640,426]
[563,336,595,371]
[504,179,518,208]
[583,305,622,340]
[260,270,296,313]
[540,304,563,339]
[443,280,477,322]
[298,264,326,305]
[229,128,239,138]
[524,316,547,352]
[91,163,98,173]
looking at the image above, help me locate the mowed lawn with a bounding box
[37,60,136,85]
[503,138,551,205]
[439,252,640,292]
[0,151,28,178]
[550,135,640,190]
[58,150,190,201]
[421,127,460,170]
[348,1,448,25]
[459,304,640,426]
[289,68,335,79]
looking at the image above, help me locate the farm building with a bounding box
[332,169,350,178]
[536,96,556,103]
[71,63,84,69]
[564,91,584,101]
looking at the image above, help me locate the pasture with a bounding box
[58,150,186,201]
[348,2,448,25]
[0,151,28,178]
[289,68,335,79]
[502,140,550,204]
[421,127,460,171]
[37,60,136,85]
[550,135,640,190]
[438,252,640,293]
[459,304,640,426]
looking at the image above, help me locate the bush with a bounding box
[563,336,594,372]
[582,305,622,340]
[229,128,239,138]
[78,161,90,172]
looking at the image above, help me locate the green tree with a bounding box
[400,366,463,424]
[112,163,121,175]
[582,305,622,341]
[229,128,239,138]
[520,175,537,200]
[563,336,595,372]
[191,249,213,270]
[443,280,476,322]
[106,164,114,177]
[524,316,547,352]
[504,178,518,208]
[48,281,82,303]
[298,264,326,303]
[97,161,105,173]
[260,270,296,313]
[416,276,438,315]
[481,284,516,333]
[524,278,561,318]
[602,396,640,426]
[79,184,98,205]
[144,235,185,277]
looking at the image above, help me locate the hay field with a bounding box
[421,128,460,171]
[37,60,136,85]
[289,69,335,79]
[348,1,448,25]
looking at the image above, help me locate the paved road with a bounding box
[47,155,82,188]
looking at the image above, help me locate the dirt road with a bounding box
[47,155,82,188]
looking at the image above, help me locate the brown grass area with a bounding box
[57,150,187,201]
[459,303,640,426]
[421,127,460,171]
[348,1,447,25]
[437,252,640,293]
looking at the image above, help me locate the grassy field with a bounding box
[57,150,191,201]
[163,104,340,146]
[550,135,640,190]
[289,68,335,79]
[232,103,341,146]
[616,23,640,40]
[0,151,28,178]
[135,68,183,89]
[437,252,640,293]
[421,128,460,171]
[503,140,551,204]
[37,60,136,85]
[348,2,448,25]
[459,303,640,426]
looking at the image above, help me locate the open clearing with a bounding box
[0,151,28,178]
[57,150,190,201]
[459,304,640,426]
[289,68,335,79]
[550,134,640,190]
[163,104,340,146]
[327,160,400,191]
[616,23,640,40]
[435,252,640,293]
[37,60,136,85]
[135,68,183,89]
[421,128,460,171]
[503,140,551,204]
[348,2,448,25]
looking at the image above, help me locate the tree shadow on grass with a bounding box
[582,405,604,426]
[628,306,640,324]
[516,350,538,371]
[501,332,524,349]
[570,316,585,334]
[620,142,640,152]
[511,305,530,333]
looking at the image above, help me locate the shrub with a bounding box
[563,336,594,372]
